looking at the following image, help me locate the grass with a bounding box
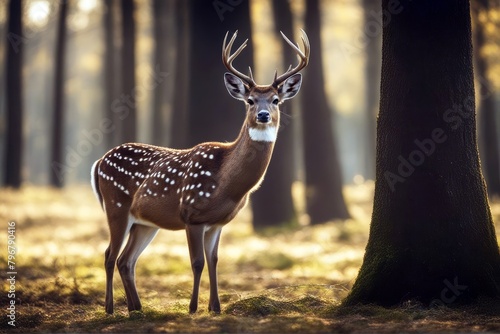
[0,183,499,332]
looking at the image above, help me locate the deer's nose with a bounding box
[257,110,271,123]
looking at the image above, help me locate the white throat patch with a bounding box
[248,126,278,142]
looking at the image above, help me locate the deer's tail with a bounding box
[90,159,104,211]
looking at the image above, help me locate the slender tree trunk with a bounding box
[120,0,137,143]
[251,0,297,229]
[363,0,382,180]
[344,0,500,306]
[170,0,190,149]
[187,0,253,147]
[301,0,350,224]
[50,0,68,188]
[472,0,500,197]
[151,0,169,146]
[103,0,121,150]
[4,0,23,188]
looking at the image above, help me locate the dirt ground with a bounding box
[1,183,499,333]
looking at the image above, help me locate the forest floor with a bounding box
[1,182,499,333]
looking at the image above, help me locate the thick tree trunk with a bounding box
[344,0,500,306]
[472,0,500,197]
[251,0,297,229]
[187,0,253,147]
[4,0,23,188]
[50,0,68,188]
[301,0,350,224]
[120,0,137,143]
[363,0,381,180]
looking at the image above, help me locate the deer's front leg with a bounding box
[186,223,206,314]
[204,225,222,313]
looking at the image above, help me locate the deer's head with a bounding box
[222,30,310,142]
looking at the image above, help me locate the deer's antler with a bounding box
[272,29,310,88]
[222,30,256,88]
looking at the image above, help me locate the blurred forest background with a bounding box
[0,0,499,227]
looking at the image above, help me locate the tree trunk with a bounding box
[3,0,23,188]
[50,0,68,188]
[120,0,137,143]
[251,0,297,229]
[363,0,382,180]
[151,0,169,146]
[187,0,253,147]
[301,0,350,224]
[344,0,500,306]
[103,0,121,150]
[170,0,190,149]
[472,0,500,197]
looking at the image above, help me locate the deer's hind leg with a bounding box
[104,210,133,314]
[117,221,159,312]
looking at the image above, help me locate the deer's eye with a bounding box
[247,98,254,105]
[272,98,279,105]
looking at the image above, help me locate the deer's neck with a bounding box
[223,122,278,199]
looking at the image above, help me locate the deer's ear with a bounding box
[278,73,302,101]
[224,73,249,101]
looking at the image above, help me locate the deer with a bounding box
[90,30,309,315]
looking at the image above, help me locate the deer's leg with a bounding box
[117,223,159,312]
[186,223,207,314]
[104,212,133,314]
[204,225,222,313]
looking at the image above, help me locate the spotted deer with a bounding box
[91,30,309,314]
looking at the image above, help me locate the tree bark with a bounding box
[103,0,121,150]
[151,0,170,146]
[301,0,350,224]
[187,0,253,147]
[472,0,500,197]
[170,0,190,149]
[251,0,297,229]
[3,0,23,188]
[344,0,500,306]
[50,0,68,188]
[363,0,382,180]
[120,0,137,143]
